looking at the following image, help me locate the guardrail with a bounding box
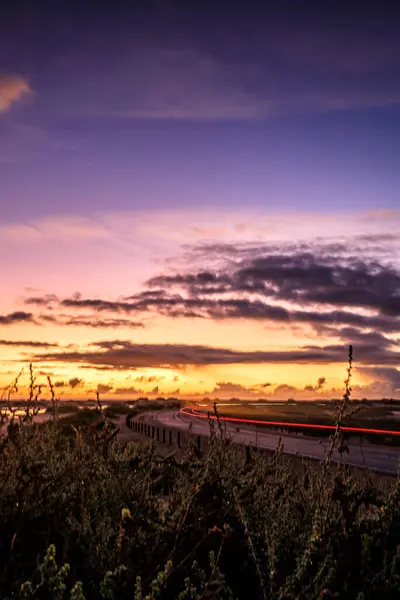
[125,413,203,452]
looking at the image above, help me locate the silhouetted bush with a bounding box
[0,411,399,600]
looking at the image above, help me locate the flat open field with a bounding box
[192,400,400,433]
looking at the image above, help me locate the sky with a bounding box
[1,0,400,400]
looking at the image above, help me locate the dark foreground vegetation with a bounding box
[0,414,400,599]
[1,350,400,599]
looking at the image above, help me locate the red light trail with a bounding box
[180,407,400,436]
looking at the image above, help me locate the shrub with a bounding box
[0,350,399,599]
[0,409,398,600]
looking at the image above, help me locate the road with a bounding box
[148,409,400,476]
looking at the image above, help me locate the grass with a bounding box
[58,408,105,428]
[46,403,80,415]
[1,410,400,599]
[196,402,400,430]
[191,400,400,446]
[103,403,134,419]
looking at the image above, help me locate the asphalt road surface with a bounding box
[148,410,400,476]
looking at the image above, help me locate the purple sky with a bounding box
[1,0,400,399]
[1,1,400,221]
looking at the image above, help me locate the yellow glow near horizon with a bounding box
[1,209,399,400]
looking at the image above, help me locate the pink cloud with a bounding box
[0,74,33,112]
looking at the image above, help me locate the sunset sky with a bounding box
[1,0,400,400]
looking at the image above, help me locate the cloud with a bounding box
[0,340,58,348]
[357,367,400,392]
[27,291,400,334]
[79,364,138,372]
[88,48,270,121]
[134,375,164,383]
[196,378,335,400]
[147,251,400,317]
[18,235,400,376]
[333,327,397,349]
[39,314,144,329]
[25,295,59,308]
[140,243,400,326]
[114,386,145,396]
[31,338,400,369]
[272,384,297,397]
[2,3,398,123]
[60,297,138,313]
[258,382,272,388]
[361,210,400,222]
[29,288,400,333]
[210,381,260,398]
[0,311,35,325]
[96,384,113,394]
[0,74,32,112]
[0,217,109,245]
[304,377,326,392]
[84,40,400,120]
[68,377,84,389]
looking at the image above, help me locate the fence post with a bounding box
[163,428,166,443]
[169,430,172,445]
[177,431,181,448]
[152,426,155,439]
[156,427,160,441]
[245,445,251,465]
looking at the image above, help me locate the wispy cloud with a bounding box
[145,247,400,318]
[0,216,109,244]
[75,48,270,121]
[209,381,261,399]
[31,339,399,369]
[83,41,400,120]
[27,237,400,331]
[3,209,399,250]
[0,340,57,348]
[0,74,33,112]
[2,4,400,122]
[39,314,144,329]
[0,311,35,325]
[358,367,400,392]
[113,386,146,396]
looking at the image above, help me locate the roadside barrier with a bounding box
[126,413,205,453]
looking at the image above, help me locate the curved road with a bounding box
[148,409,400,476]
